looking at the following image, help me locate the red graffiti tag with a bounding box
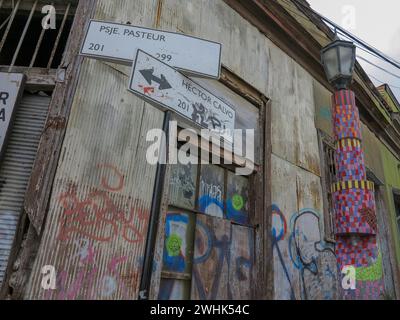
[57,164,149,243]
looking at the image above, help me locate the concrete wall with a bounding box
[25,0,341,300]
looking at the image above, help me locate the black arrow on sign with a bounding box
[139,68,172,90]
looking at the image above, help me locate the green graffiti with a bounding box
[356,251,383,281]
[166,233,182,257]
[232,194,244,211]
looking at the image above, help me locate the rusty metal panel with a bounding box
[25,58,164,299]
[0,93,49,287]
[271,154,339,300]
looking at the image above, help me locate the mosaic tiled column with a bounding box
[331,90,384,300]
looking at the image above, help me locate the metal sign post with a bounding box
[80,20,222,79]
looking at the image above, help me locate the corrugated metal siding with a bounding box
[0,93,50,286]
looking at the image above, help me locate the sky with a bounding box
[307,0,400,103]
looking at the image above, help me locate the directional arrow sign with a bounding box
[80,20,222,79]
[129,50,236,143]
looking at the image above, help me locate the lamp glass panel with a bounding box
[322,46,339,81]
[339,46,355,76]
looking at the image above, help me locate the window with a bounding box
[158,158,253,300]
[0,0,77,69]
[394,191,400,238]
[318,129,336,241]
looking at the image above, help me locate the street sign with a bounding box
[0,72,25,157]
[80,20,222,79]
[128,50,236,143]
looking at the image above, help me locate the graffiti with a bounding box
[198,165,224,218]
[272,204,338,300]
[44,240,132,300]
[163,214,189,273]
[198,195,224,218]
[226,173,249,224]
[169,163,197,209]
[192,216,253,300]
[191,102,227,130]
[271,204,295,300]
[96,163,124,192]
[289,208,338,300]
[57,163,149,244]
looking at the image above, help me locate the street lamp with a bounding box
[321,39,356,90]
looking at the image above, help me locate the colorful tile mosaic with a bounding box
[331,90,383,299]
[333,187,376,235]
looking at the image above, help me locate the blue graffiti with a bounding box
[198,195,224,216]
[226,199,247,224]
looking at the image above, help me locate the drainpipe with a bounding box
[138,111,171,300]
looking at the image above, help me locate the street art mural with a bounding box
[272,204,339,300]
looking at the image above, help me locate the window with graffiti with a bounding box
[158,161,254,300]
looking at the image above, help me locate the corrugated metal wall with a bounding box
[0,93,50,286]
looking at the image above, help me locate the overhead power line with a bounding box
[289,0,400,71]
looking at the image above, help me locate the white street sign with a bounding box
[80,20,221,79]
[129,50,235,143]
[0,72,25,157]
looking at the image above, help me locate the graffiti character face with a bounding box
[294,212,321,270]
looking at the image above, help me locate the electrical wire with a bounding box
[287,0,400,70]
[367,74,400,90]
[357,56,400,80]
